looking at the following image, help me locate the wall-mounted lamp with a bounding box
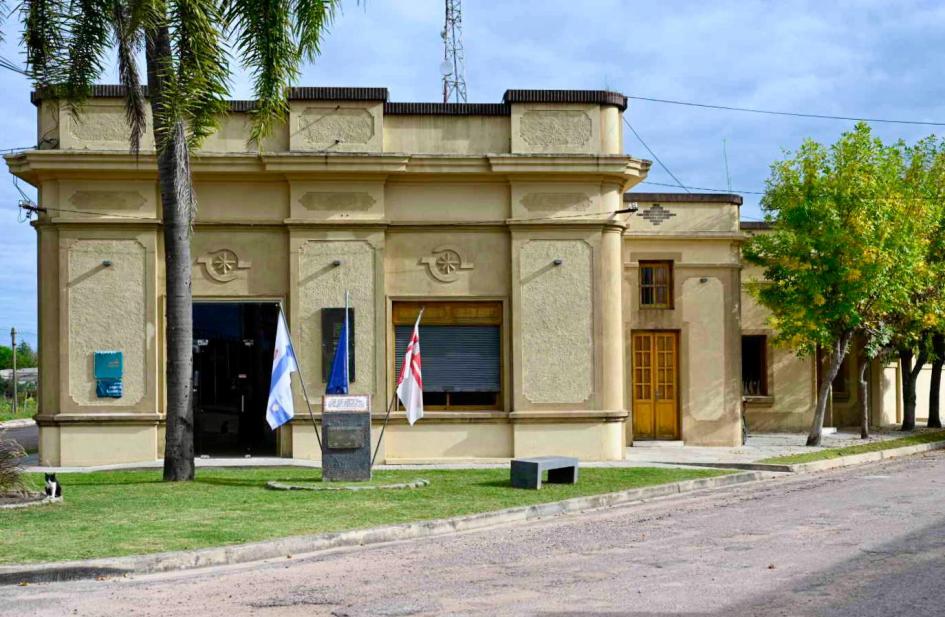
[614,202,639,214]
[332,259,342,267]
[553,258,563,266]
[102,260,113,268]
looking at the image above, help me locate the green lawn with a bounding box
[759,430,945,465]
[0,466,729,564]
[0,397,36,423]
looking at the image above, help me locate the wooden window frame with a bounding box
[639,260,674,309]
[392,301,503,411]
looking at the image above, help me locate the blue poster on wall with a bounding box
[94,351,123,398]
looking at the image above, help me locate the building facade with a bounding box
[5,87,917,467]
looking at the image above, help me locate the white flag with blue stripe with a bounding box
[266,311,298,429]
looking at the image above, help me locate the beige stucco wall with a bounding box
[624,229,743,446]
[384,115,510,154]
[740,262,818,432]
[13,89,703,466]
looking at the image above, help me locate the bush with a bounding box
[0,430,27,496]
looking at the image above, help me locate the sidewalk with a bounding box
[624,429,912,466]
[21,428,917,473]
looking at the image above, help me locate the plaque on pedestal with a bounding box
[322,395,372,482]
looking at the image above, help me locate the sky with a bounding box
[1,0,945,348]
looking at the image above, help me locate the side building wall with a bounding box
[623,194,743,446]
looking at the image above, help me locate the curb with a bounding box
[0,495,60,511]
[0,419,35,430]
[655,439,945,474]
[0,470,767,586]
[785,438,945,473]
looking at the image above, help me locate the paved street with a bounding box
[4,451,945,617]
[1,422,36,453]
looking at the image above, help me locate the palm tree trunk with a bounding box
[147,23,195,481]
[928,333,944,429]
[808,331,852,446]
[857,351,869,439]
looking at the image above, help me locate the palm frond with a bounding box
[64,0,113,99]
[112,0,147,154]
[223,0,337,143]
[22,0,70,86]
[294,0,335,62]
[168,0,229,146]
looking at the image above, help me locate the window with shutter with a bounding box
[393,301,502,410]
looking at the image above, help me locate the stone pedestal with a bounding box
[322,394,373,482]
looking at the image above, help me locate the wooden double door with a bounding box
[631,331,680,440]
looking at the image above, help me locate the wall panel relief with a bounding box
[520,240,593,404]
[298,240,376,397]
[520,192,591,212]
[196,249,251,283]
[69,191,146,210]
[520,110,592,148]
[420,246,474,283]
[298,192,376,212]
[297,107,374,146]
[68,106,135,143]
[681,277,726,421]
[67,239,147,406]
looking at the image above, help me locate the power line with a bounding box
[623,117,690,194]
[17,203,157,221]
[641,180,765,195]
[628,95,945,127]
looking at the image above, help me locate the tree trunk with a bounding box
[857,351,869,439]
[147,24,195,481]
[899,347,927,432]
[808,332,853,446]
[928,333,944,429]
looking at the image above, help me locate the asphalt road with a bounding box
[1,423,37,453]
[3,452,945,617]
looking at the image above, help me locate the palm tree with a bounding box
[11,0,338,480]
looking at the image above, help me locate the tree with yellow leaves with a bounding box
[745,123,935,446]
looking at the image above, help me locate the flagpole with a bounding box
[371,306,423,467]
[278,303,322,451]
[344,290,350,389]
[371,391,398,467]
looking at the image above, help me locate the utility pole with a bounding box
[10,328,16,417]
[440,0,467,103]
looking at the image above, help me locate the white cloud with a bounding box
[1,0,944,345]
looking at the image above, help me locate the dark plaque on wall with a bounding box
[321,307,355,382]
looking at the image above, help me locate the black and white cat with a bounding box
[44,473,62,499]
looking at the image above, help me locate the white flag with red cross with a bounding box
[396,312,424,425]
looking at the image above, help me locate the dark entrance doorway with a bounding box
[193,302,280,456]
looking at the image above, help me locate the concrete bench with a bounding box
[510,456,579,489]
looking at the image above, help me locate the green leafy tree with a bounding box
[16,342,38,369]
[0,343,36,370]
[8,0,339,480]
[883,137,945,430]
[745,124,932,446]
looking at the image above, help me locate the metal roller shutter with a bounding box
[394,325,500,392]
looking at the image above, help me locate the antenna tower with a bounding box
[441,0,467,103]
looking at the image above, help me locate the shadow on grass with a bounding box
[50,478,164,488]
[474,479,514,488]
[196,477,276,488]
